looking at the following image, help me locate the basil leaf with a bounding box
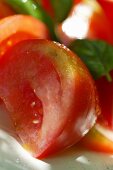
[69,39,113,81]
[6,0,58,41]
[50,0,73,22]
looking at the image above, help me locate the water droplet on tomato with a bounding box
[33,89,36,93]
[32,119,40,124]
[30,101,36,108]
[34,113,38,117]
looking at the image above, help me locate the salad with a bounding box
[0,0,113,159]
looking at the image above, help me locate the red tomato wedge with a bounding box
[57,0,113,46]
[0,0,15,19]
[97,0,113,30]
[79,71,113,153]
[96,71,113,130]
[0,15,49,56]
[0,39,100,158]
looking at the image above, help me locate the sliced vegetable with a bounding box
[97,0,113,30]
[0,14,49,56]
[0,39,99,158]
[6,0,57,40]
[80,71,113,152]
[96,71,113,130]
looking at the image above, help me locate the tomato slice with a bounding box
[97,0,113,30]
[57,0,113,46]
[0,39,99,158]
[0,0,15,19]
[0,15,49,56]
[79,70,113,153]
[96,71,113,130]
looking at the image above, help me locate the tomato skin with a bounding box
[0,39,100,158]
[57,0,113,46]
[79,71,113,153]
[97,0,113,30]
[0,32,37,57]
[96,71,113,130]
[0,0,15,19]
[0,15,49,56]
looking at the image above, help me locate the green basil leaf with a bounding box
[6,0,58,41]
[50,0,73,23]
[69,39,113,81]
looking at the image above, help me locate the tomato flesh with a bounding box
[96,71,113,130]
[0,32,37,56]
[0,15,49,56]
[0,39,99,158]
[0,14,49,57]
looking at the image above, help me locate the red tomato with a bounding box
[97,0,113,30]
[96,71,113,130]
[0,0,15,19]
[79,71,113,153]
[57,0,113,46]
[0,39,100,158]
[0,15,49,56]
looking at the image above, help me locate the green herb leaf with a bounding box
[69,39,113,81]
[6,0,58,41]
[50,0,73,23]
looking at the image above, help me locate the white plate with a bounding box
[0,129,113,170]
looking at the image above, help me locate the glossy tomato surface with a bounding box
[79,71,113,153]
[97,0,113,30]
[57,0,113,46]
[96,71,113,130]
[0,39,100,158]
[0,15,49,56]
